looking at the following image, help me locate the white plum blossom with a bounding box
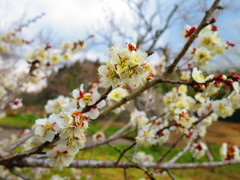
[59,127,86,153]
[174,109,197,129]
[228,91,240,110]
[189,25,226,67]
[98,43,153,88]
[192,47,212,67]
[34,114,64,143]
[45,96,70,114]
[136,121,170,146]
[72,84,100,108]
[92,131,106,143]
[9,98,23,109]
[108,87,128,102]
[136,124,157,146]
[130,109,149,128]
[212,98,234,118]
[87,100,106,119]
[47,144,75,169]
[107,87,128,114]
[203,81,221,97]
[181,70,191,81]
[190,141,207,159]
[156,129,170,145]
[192,67,206,83]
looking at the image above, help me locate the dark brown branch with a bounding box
[115,142,136,165]
[0,135,59,165]
[82,87,112,113]
[99,79,192,118]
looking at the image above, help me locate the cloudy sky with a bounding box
[1,0,240,69]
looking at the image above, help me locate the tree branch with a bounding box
[115,142,136,165]
[17,158,240,169]
[84,122,132,149]
[99,79,192,118]
[8,168,32,180]
[8,131,34,152]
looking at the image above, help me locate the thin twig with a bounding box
[147,4,179,52]
[84,122,132,149]
[8,168,32,180]
[8,131,34,152]
[82,87,113,113]
[99,79,192,118]
[158,134,185,163]
[169,130,196,163]
[124,168,128,180]
[166,170,176,180]
[158,112,213,163]
[115,142,136,165]
[107,143,156,180]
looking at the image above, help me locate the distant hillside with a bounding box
[21,60,100,108]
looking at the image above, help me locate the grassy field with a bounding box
[0,114,240,179]
[15,145,240,180]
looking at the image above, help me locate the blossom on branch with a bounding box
[98,43,154,88]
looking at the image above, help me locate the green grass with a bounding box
[1,114,240,179]
[0,114,122,136]
[12,145,240,180]
[0,113,37,128]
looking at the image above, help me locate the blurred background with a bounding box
[0,0,240,179]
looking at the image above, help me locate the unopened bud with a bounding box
[214,80,223,87]
[214,74,227,81]
[128,43,137,51]
[211,25,218,31]
[209,17,216,24]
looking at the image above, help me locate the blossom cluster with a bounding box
[131,110,171,147]
[25,40,86,68]
[192,68,240,118]
[98,43,154,88]
[183,21,234,67]
[0,29,86,113]
[0,31,30,53]
[33,83,105,168]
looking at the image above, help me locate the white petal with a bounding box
[34,126,45,136]
[80,84,84,91]
[79,99,86,108]
[45,131,55,142]
[97,100,106,108]
[72,89,79,98]
[89,109,99,119]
